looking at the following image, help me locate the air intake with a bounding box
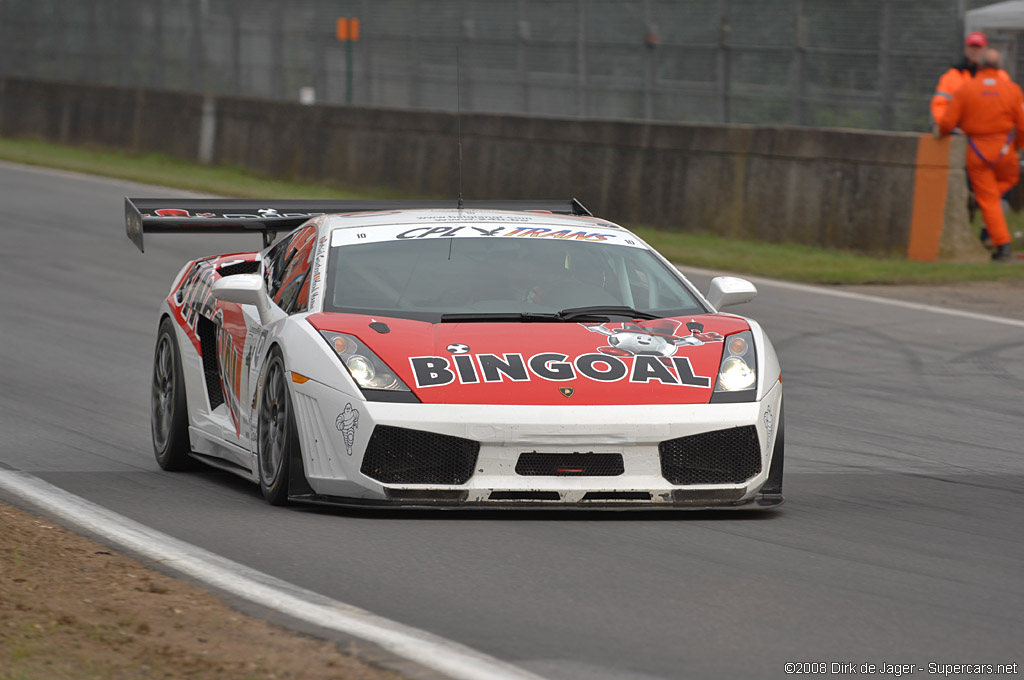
[360,426,479,485]
[659,426,761,485]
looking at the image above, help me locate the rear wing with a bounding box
[125,197,592,252]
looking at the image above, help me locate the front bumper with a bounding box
[286,379,784,510]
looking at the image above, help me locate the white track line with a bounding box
[678,264,1024,329]
[0,470,548,680]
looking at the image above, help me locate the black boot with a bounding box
[980,227,993,249]
[992,244,1013,262]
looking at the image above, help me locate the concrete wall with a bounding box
[0,77,973,258]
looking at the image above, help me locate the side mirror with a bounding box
[211,274,279,325]
[707,276,757,310]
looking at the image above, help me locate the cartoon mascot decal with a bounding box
[335,403,360,456]
[583,319,723,357]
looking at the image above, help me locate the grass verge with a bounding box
[1,135,1022,285]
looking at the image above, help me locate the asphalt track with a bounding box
[1,162,1021,679]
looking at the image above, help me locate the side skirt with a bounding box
[189,427,255,481]
[189,451,258,483]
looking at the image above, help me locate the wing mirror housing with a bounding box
[211,274,281,325]
[707,276,758,309]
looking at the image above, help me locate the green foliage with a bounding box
[1,135,1022,285]
[630,227,1024,285]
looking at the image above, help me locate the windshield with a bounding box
[323,232,706,321]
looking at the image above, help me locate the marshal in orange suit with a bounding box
[938,48,1024,262]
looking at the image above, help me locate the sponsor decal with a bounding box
[583,319,723,358]
[147,208,325,219]
[394,225,615,242]
[407,320,720,390]
[559,387,575,398]
[331,223,645,248]
[413,212,533,223]
[309,235,327,310]
[410,351,711,389]
[763,405,774,449]
[335,403,360,455]
[214,309,243,428]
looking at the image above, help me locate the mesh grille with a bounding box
[195,315,224,410]
[515,453,624,477]
[361,426,479,485]
[659,426,761,485]
[217,260,260,277]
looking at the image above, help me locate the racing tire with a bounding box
[257,349,299,506]
[151,317,198,471]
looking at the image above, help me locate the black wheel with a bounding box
[257,349,299,505]
[152,317,197,470]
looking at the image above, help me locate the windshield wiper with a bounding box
[555,305,661,321]
[440,307,662,323]
[440,312,560,323]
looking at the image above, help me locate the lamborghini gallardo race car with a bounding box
[127,198,783,509]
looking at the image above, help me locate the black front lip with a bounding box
[287,491,784,511]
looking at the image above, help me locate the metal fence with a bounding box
[0,0,1004,132]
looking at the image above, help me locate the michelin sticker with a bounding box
[336,404,360,456]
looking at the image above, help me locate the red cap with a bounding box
[965,32,987,47]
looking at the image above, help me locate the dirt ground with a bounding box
[0,501,404,680]
[1,282,1019,679]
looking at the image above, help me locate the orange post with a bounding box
[336,17,360,41]
[907,135,952,262]
[335,18,360,105]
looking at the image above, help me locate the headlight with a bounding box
[319,331,410,392]
[711,330,757,402]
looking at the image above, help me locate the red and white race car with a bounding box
[128,198,784,509]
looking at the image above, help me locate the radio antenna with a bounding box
[456,46,464,211]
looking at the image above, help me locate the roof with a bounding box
[966,1,1024,32]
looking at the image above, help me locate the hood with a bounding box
[306,313,751,405]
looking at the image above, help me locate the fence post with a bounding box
[718,0,731,123]
[87,0,99,83]
[518,0,529,114]
[55,0,66,81]
[360,0,371,106]
[643,0,655,120]
[198,95,217,165]
[577,0,587,117]
[188,0,204,92]
[878,1,894,130]
[153,0,164,89]
[270,2,285,99]
[789,0,806,125]
[229,0,242,96]
[412,2,422,108]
